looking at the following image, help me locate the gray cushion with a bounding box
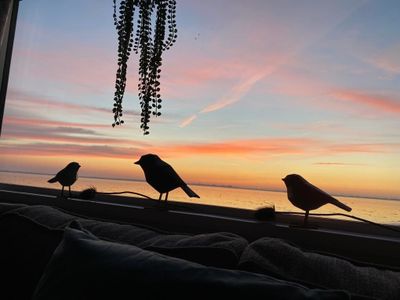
[4,204,248,268]
[0,202,26,215]
[0,213,64,300]
[33,228,352,300]
[239,237,400,300]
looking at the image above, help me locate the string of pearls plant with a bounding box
[112,0,177,135]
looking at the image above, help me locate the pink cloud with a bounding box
[332,89,400,114]
[149,138,395,158]
[1,130,137,146]
[7,89,109,114]
[258,66,400,118]
[3,116,110,129]
[1,133,397,162]
[162,50,283,101]
[265,67,329,97]
[177,53,291,126]
[176,2,362,126]
[6,89,140,117]
[0,142,141,160]
[1,117,151,148]
[1,137,317,160]
[165,56,249,87]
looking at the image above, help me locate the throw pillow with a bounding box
[0,213,64,300]
[33,228,351,300]
[239,237,400,300]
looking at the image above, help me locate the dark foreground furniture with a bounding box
[0,202,399,299]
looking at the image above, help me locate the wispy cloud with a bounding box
[0,142,142,160]
[332,89,400,115]
[313,162,368,166]
[2,116,150,147]
[7,89,140,117]
[3,116,110,129]
[165,56,249,87]
[200,71,267,113]
[178,1,368,128]
[179,64,286,128]
[179,114,197,128]
[1,130,139,146]
[363,43,400,75]
[272,121,346,134]
[328,143,392,154]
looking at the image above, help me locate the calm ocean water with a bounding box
[0,171,399,225]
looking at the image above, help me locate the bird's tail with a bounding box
[182,185,200,198]
[331,199,352,212]
[48,177,57,183]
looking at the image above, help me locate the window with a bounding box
[0,1,399,229]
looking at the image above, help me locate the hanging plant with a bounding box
[112,0,177,135]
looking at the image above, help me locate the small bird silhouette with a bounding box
[282,174,351,226]
[48,162,81,197]
[135,154,200,204]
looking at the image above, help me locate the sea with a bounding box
[0,171,399,225]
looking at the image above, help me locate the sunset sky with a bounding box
[1,0,400,199]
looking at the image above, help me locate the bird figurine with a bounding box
[282,174,351,227]
[48,162,81,198]
[135,154,200,204]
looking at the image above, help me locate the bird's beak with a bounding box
[281,178,285,181]
[134,160,140,165]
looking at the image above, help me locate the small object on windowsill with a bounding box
[254,205,276,221]
[134,154,200,204]
[282,174,352,227]
[254,206,319,228]
[79,186,97,200]
[254,206,400,235]
[47,162,81,198]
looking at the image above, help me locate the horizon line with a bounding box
[0,169,399,202]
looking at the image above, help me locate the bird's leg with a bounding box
[61,186,65,198]
[158,193,163,202]
[304,210,309,227]
[165,192,169,203]
[68,186,72,198]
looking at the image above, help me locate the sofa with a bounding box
[0,202,399,299]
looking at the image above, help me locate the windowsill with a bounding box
[1,182,400,268]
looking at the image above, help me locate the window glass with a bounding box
[1,0,399,225]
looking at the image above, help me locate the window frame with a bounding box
[0,1,399,262]
[0,0,20,135]
[0,184,399,268]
